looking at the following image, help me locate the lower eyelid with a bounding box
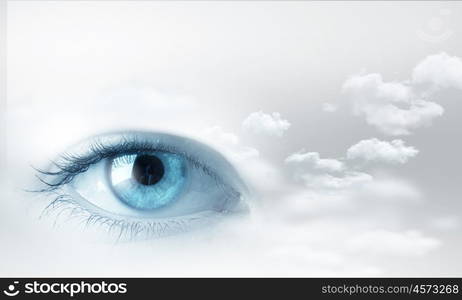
[41,192,242,240]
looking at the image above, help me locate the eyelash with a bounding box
[33,136,241,240]
[40,193,239,241]
[40,193,208,241]
[34,136,221,191]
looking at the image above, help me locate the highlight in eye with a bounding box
[34,131,249,240]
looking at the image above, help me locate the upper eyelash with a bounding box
[34,135,222,192]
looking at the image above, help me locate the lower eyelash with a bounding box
[40,191,214,241]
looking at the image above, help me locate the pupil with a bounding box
[131,154,165,186]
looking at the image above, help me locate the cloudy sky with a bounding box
[2,1,462,276]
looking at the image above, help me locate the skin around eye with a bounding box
[34,131,250,239]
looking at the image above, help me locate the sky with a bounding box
[1,1,462,276]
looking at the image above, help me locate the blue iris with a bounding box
[109,152,186,210]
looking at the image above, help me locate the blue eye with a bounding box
[110,153,187,210]
[34,131,249,239]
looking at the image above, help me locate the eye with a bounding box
[110,153,186,210]
[35,131,249,239]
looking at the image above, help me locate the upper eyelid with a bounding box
[34,131,244,193]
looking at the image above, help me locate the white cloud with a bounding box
[343,53,462,136]
[362,100,443,136]
[200,126,287,193]
[200,126,296,202]
[284,150,372,190]
[300,172,373,190]
[242,111,291,137]
[201,126,259,162]
[358,178,422,201]
[343,73,412,104]
[412,52,462,90]
[347,138,419,164]
[346,230,441,257]
[322,102,338,112]
[281,190,352,216]
[240,159,285,193]
[285,151,345,172]
[343,72,444,136]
